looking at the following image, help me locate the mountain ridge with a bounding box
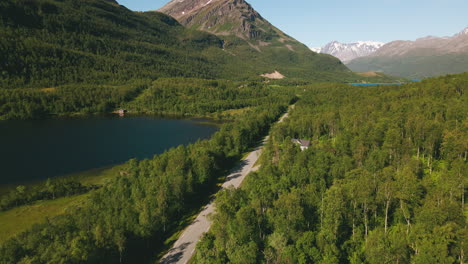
[370,27,468,57]
[347,27,468,78]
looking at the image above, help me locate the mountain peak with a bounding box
[157,0,351,79]
[158,0,287,41]
[457,27,468,36]
[316,41,385,62]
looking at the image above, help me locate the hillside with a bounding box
[0,0,230,89]
[158,0,361,81]
[347,28,468,79]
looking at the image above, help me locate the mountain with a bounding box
[159,0,271,40]
[313,41,385,62]
[0,0,398,90]
[347,28,468,79]
[158,0,360,81]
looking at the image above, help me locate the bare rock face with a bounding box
[159,0,286,41]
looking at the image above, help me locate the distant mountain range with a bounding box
[312,41,385,62]
[347,28,468,79]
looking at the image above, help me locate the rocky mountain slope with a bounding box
[313,41,385,62]
[158,0,364,81]
[159,0,271,40]
[347,28,468,79]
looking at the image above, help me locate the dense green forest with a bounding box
[193,73,467,264]
[125,78,295,117]
[0,90,295,263]
[0,78,295,120]
[0,80,149,119]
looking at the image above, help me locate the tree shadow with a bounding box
[225,160,249,181]
[159,242,191,264]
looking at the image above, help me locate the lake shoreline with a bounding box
[0,116,219,187]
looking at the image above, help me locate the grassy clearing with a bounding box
[0,164,126,244]
[356,71,380,77]
[0,194,89,244]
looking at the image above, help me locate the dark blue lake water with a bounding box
[350,83,403,86]
[0,115,219,185]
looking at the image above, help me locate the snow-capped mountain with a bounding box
[313,41,385,62]
[347,27,468,79]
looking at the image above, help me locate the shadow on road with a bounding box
[160,242,191,264]
[225,160,249,181]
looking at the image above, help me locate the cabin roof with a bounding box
[292,139,310,147]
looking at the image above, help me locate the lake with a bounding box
[350,83,403,86]
[0,115,219,185]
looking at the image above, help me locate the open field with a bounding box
[0,194,89,244]
[0,164,126,244]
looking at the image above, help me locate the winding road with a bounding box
[159,106,292,264]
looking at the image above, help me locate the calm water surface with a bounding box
[350,83,403,86]
[0,115,219,185]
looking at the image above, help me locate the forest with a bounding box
[0,80,149,119]
[0,78,295,120]
[125,78,296,117]
[193,73,467,264]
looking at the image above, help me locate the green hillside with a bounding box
[0,0,226,89]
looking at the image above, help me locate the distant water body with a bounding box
[350,83,403,86]
[0,115,219,185]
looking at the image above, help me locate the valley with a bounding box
[0,0,466,263]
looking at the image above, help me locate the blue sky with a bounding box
[118,0,468,47]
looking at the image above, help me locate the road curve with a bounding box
[159,107,292,264]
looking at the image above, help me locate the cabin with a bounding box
[292,139,311,151]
